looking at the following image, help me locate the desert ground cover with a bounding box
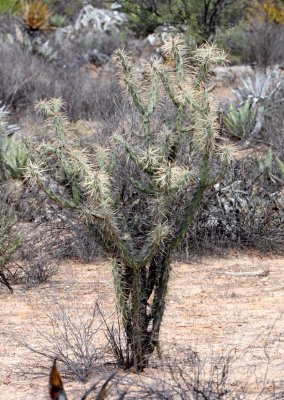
[1,252,284,399]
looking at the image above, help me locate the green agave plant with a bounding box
[1,136,28,179]
[224,99,256,139]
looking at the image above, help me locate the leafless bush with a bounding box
[0,41,124,121]
[242,22,284,68]
[49,358,129,400]
[31,65,124,122]
[0,42,43,112]
[179,157,284,257]
[17,298,109,382]
[261,95,284,156]
[12,211,100,288]
[0,181,22,292]
[132,348,247,399]
[4,178,102,259]
[97,304,130,369]
[0,175,103,289]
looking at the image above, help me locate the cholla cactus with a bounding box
[26,38,229,370]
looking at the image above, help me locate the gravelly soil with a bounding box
[1,252,284,399]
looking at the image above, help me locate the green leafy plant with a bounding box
[0,0,20,14]
[49,13,65,27]
[116,0,244,41]
[223,99,256,139]
[115,0,167,37]
[26,38,229,371]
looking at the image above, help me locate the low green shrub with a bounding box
[0,0,19,14]
[116,0,247,41]
[49,13,65,27]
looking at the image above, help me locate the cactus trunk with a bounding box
[112,251,172,371]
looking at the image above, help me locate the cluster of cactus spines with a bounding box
[26,37,228,370]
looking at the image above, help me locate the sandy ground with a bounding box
[1,253,284,399]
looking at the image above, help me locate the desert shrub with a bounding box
[16,247,58,287]
[116,0,246,41]
[0,0,20,14]
[138,348,244,399]
[214,22,248,64]
[45,70,124,122]
[17,196,101,261]
[0,185,101,288]
[259,100,284,156]
[242,21,284,67]
[18,298,108,381]
[7,181,101,285]
[49,360,123,400]
[115,0,167,37]
[249,0,284,25]
[180,154,284,256]
[98,304,129,369]
[216,0,284,66]
[0,202,21,292]
[241,0,284,67]
[0,105,22,292]
[0,181,59,288]
[0,42,43,111]
[0,41,124,121]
